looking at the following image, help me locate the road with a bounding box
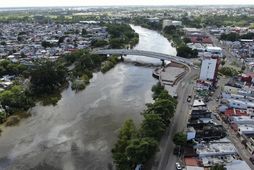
[152,68,198,170]
[206,31,242,69]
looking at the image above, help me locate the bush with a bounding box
[219,67,239,76]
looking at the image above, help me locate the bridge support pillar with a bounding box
[161,59,165,67]
[120,55,124,61]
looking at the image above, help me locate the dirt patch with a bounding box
[5,116,20,126]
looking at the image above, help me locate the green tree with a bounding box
[221,60,226,66]
[0,85,34,113]
[145,99,175,125]
[91,39,108,48]
[126,137,157,166]
[177,45,198,58]
[220,33,239,41]
[151,82,164,99]
[219,67,239,76]
[81,28,87,36]
[112,119,137,170]
[210,164,225,170]
[173,132,187,146]
[141,114,166,140]
[30,61,67,95]
[0,41,6,46]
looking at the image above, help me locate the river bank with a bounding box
[0,25,178,170]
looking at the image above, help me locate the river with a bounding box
[0,25,176,170]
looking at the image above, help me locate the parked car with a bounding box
[175,162,182,170]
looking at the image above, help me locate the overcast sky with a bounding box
[0,0,254,7]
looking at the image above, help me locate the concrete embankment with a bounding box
[153,62,189,97]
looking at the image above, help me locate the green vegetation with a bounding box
[0,85,34,114]
[106,24,139,48]
[112,83,177,169]
[30,61,67,95]
[220,32,254,41]
[219,67,239,76]
[63,50,121,91]
[0,60,27,76]
[101,55,120,73]
[182,15,254,28]
[173,132,187,146]
[163,25,198,58]
[91,39,108,48]
[133,16,162,31]
[211,164,225,170]
[177,45,198,58]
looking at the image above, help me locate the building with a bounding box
[162,19,182,29]
[199,58,218,83]
[206,46,223,58]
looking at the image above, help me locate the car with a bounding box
[175,162,182,170]
[187,95,192,102]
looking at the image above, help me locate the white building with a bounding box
[196,142,237,157]
[206,46,223,57]
[162,20,172,29]
[230,116,254,125]
[238,124,254,135]
[200,58,217,81]
[162,19,182,29]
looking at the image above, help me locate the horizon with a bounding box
[0,0,254,8]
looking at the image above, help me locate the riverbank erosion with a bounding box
[0,25,178,170]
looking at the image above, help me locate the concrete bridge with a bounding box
[93,49,193,66]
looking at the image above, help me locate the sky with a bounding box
[0,0,254,7]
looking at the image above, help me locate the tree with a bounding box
[173,132,187,146]
[164,25,177,34]
[141,114,166,140]
[0,41,6,46]
[145,99,175,125]
[81,28,87,36]
[219,67,239,76]
[210,164,225,170]
[0,85,34,113]
[151,82,164,99]
[177,45,198,58]
[112,119,137,170]
[221,60,226,66]
[41,41,53,48]
[220,33,239,41]
[91,39,108,48]
[30,61,67,95]
[126,137,157,166]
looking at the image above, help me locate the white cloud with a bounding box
[0,0,253,7]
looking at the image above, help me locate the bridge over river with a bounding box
[93,49,193,66]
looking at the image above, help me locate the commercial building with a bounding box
[199,58,218,84]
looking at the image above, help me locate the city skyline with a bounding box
[0,0,254,7]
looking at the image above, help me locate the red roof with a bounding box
[224,108,247,117]
[190,36,212,44]
[185,157,199,166]
[245,72,254,78]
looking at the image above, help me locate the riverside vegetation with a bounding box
[0,23,139,129]
[112,83,177,169]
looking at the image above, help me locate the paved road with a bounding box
[153,68,198,170]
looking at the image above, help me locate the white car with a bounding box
[175,162,182,170]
